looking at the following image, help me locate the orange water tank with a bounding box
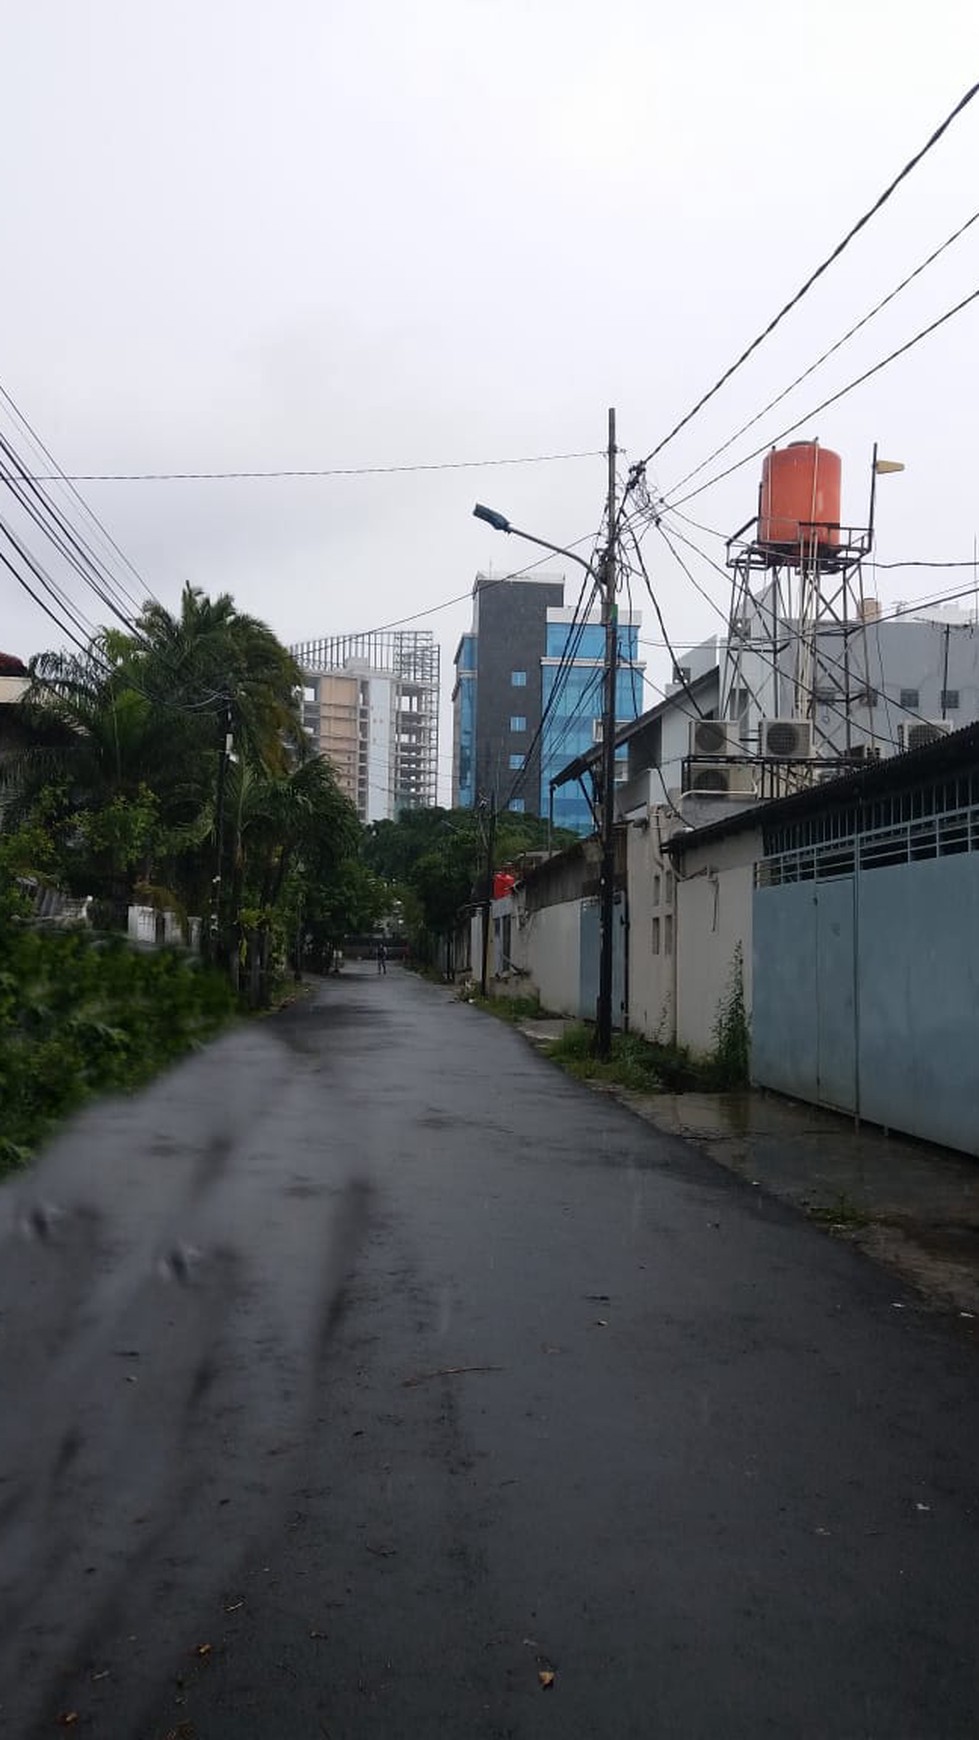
[758,441,842,558]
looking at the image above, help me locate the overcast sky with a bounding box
[2,0,978,797]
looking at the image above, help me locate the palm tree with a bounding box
[223,751,359,999]
[132,585,304,773]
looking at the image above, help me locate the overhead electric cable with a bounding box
[664,206,979,497]
[503,566,601,810]
[638,79,979,467]
[19,449,605,483]
[657,512,959,739]
[666,284,979,509]
[0,383,155,611]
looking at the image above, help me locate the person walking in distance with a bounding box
[377,941,387,975]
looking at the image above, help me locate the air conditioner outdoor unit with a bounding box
[684,762,756,797]
[897,719,951,753]
[761,718,814,759]
[688,718,741,759]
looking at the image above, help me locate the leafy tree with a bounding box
[1,587,367,1001]
[362,805,574,952]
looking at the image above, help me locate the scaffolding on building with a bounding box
[290,630,440,814]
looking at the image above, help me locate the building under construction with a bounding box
[291,629,440,823]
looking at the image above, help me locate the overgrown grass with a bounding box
[712,942,750,1089]
[545,1024,714,1093]
[467,991,546,1024]
[806,1191,870,1230]
[0,924,236,1174]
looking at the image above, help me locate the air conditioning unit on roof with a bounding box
[897,719,951,753]
[683,762,756,798]
[761,718,814,759]
[688,718,741,759]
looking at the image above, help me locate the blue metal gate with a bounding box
[752,791,979,1153]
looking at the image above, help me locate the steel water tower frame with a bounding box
[716,440,880,796]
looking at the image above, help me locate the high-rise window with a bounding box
[510,715,526,732]
[509,753,524,769]
[511,670,527,687]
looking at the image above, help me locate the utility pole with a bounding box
[479,794,497,998]
[208,698,234,967]
[595,407,618,1060]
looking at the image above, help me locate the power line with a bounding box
[661,508,979,634]
[344,534,599,640]
[652,521,769,724]
[0,433,143,635]
[667,283,979,509]
[20,449,605,483]
[664,205,979,499]
[623,526,706,718]
[644,502,979,575]
[656,512,960,744]
[502,562,602,810]
[875,559,979,570]
[0,546,93,659]
[639,79,979,468]
[0,384,155,613]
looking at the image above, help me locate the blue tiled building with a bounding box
[452,576,642,835]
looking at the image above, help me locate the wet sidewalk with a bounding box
[517,1018,979,1318]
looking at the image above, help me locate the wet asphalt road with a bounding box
[7,965,979,1737]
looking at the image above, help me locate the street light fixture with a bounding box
[472,503,597,577]
[473,503,512,534]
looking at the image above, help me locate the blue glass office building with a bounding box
[541,619,641,834]
[452,578,643,835]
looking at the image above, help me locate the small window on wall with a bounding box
[652,873,661,906]
[509,753,524,769]
[510,715,526,733]
[664,913,674,955]
[942,689,960,711]
[899,687,920,710]
[509,797,525,813]
[665,870,674,904]
[652,917,661,955]
[511,670,527,687]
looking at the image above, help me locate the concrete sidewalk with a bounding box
[516,1016,979,1318]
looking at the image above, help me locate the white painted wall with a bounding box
[625,811,677,1042]
[520,899,581,1016]
[674,827,760,1057]
[472,884,583,1016]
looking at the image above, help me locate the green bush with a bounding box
[470,992,544,1024]
[709,943,750,1089]
[545,1024,708,1093]
[0,924,235,1173]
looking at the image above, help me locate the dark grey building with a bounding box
[452,572,644,829]
[453,573,564,815]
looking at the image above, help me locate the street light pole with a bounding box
[472,406,621,1054]
[207,697,234,967]
[595,407,618,1060]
